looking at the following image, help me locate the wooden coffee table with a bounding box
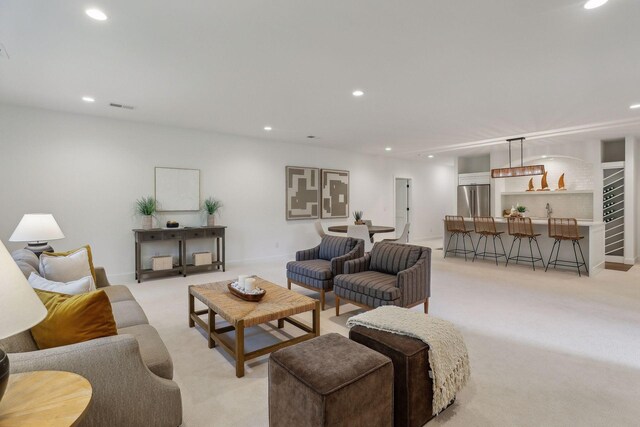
[188,277,320,377]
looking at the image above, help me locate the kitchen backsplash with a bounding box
[502,193,594,220]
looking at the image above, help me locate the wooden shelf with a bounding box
[501,190,593,196]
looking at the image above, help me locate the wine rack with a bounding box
[602,165,624,259]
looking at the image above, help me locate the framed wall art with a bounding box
[155,167,200,211]
[321,169,349,218]
[286,166,320,220]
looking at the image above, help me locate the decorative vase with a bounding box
[207,214,216,226]
[141,215,153,230]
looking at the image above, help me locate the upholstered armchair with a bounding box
[287,235,364,310]
[333,242,431,316]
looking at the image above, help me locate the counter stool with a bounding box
[545,218,588,277]
[444,215,475,261]
[472,217,507,265]
[505,217,545,270]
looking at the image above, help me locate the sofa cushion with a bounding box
[39,245,97,284]
[118,324,174,380]
[11,249,40,270]
[318,235,356,261]
[0,330,38,353]
[334,271,400,301]
[110,300,149,329]
[102,285,136,303]
[286,259,332,280]
[28,273,95,295]
[15,260,39,279]
[31,289,118,350]
[369,243,422,275]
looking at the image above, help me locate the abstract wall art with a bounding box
[321,169,349,218]
[286,166,320,220]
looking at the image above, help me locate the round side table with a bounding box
[0,370,92,426]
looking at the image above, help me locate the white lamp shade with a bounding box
[9,214,65,243]
[0,240,47,339]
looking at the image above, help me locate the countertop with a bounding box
[457,217,604,227]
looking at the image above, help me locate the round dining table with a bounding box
[327,225,395,240]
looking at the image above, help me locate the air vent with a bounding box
[109,103,135,110]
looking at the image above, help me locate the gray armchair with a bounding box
[333,242,431,316]
[286,235,364,310]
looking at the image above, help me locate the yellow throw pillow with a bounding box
[39,245,97,283]
[31,289,118,350]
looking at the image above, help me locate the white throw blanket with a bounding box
[347,306,470,415]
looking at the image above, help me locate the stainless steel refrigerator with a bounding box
[457,184,491,217]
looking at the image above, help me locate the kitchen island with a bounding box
[443,217,605,276]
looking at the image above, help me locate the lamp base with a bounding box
[25,242,54,258]
[0,349,8,403]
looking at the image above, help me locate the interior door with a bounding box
[395,178,409,235]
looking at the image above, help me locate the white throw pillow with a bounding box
[39,247,92,283]
[28,273,95,295]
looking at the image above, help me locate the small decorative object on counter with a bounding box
[353,210,364,225]
[136,196,157,230]
[166,221,179,228]
[526,178,535,191]
[203,197,223,226]
[510,206,517,216]
[556,173,566,191]
[537,171,550,191]
[151,256,172,271]
[516,205,527,217]
[193,251,212,266]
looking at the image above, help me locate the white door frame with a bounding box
[393,176,412,241]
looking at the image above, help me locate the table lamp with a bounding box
[9,213,65,256]
[0,239,48,403]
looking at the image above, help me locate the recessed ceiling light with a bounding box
[82,96,95,103]
[584,0,608,10]
[352,90,364,97]
[385,147,392,151]
[541,155,547,158]
[264,126,272,131]
[630,104,640,109]
[85,8,108,21]
[427,155,434,158]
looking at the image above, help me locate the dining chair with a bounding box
[314,220,326,238]
[347,225,373,252]
[383,223,410,243]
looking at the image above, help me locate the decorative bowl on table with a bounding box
[228,282,266,302]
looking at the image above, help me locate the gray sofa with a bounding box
[334,242,431,315]
[286,235,364,310]
[0,250,182,427]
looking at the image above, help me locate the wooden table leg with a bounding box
[313,301,320,336]
[277,319,284,329]
[188,291,195,328]
[208,309,216,349]
[235,320,245,378]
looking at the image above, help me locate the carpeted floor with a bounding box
[123,240,640,426]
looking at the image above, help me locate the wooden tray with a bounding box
[227,283,266,302]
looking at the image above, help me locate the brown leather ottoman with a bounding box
[349,325,437,427]
[269,333,393,427]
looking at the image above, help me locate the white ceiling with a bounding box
[1,0,639,157]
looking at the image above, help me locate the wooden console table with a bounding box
[133,226,226,283]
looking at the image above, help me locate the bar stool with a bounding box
[444,215,475,261]
[545,218,588,277]
[505,217,545,270]
[472,217,507,265]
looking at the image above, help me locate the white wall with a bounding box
[0,105,454,281]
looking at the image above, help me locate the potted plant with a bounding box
[516,205,527,217]
[353,210,364,225]
[203,197,223,226]
[136,196,157,229]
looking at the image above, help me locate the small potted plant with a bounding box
[353,210,364,225]
[203,197,223,226]
[136,196,157,229]
[516,205,527,217]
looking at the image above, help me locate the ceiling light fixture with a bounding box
[490,137,545,178]
[584,0,608,10]
[85,8,108,21]
[427,155,434,158]
[385,147,392,151]
[263,126,272,131]
[82,96,95,103]
[352,90,364,97]
[630,104,640,109]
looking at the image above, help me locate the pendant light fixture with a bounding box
[491,137,545,178]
